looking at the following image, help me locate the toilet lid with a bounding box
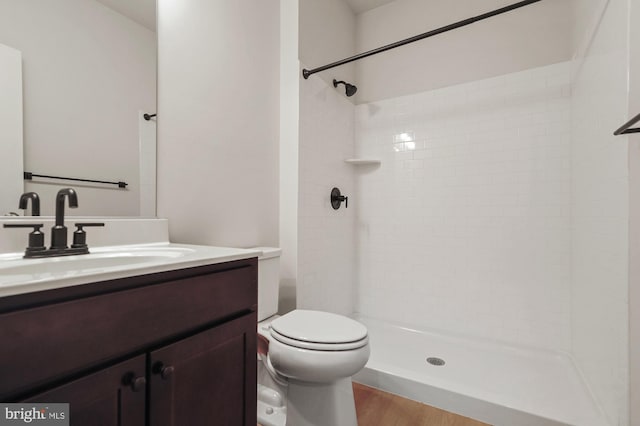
[270,310,368,345]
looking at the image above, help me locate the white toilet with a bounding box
[253,247,370,426]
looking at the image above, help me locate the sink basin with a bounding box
[0,244,261,297]
[0,247,195,276]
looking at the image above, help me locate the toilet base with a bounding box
[257,360,288,426]
[286,377,358,426]
[257,398,287,426]
[258,360,358,426]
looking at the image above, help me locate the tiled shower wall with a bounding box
[570,0,630,422]
[297,72,356,316]
[355,62,572,352]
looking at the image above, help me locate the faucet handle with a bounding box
[3,223,46,256]
[72,222,105,249]
[74,222,106,228]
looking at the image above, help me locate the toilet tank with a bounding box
[251,247,282,321]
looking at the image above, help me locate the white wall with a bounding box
[354,0,573,103]
[298,73,356,316]
[157,0,280,248]
[295,0,358,315]
[280,0,300,314]
[0,0,156,216]
[0,43,23,216]
[628,0,640,423]
[299,0,356,92]
[138,112,156,217]
[572,0,609,54]
[355,62,573,351]
[570,0,629,424]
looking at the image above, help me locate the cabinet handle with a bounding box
[122,372,146,392]
[152,362,175,380]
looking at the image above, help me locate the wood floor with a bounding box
[353,383,490,426]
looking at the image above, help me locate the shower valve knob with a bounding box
[331,188,348,210]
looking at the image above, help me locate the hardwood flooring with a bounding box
[353,383,490,426]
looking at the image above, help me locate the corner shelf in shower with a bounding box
[344,159,381,166]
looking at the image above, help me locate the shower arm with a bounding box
[302,0,542,79]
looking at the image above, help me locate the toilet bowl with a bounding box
[252,248,370,426]
[258,311,369,426]
[267,310,369,383]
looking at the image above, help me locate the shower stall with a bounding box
[287,0,636,424]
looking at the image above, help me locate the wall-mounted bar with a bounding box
[24,172,128,189]
[613,112,640,135]
[143,113,156,121]
[302,0,542,79]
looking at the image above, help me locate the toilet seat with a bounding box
[270,328,368,351]
[270,310,368,351]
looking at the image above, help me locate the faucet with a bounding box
[19,192,40,216]
[4,188,104,258]
[50,188,78,249]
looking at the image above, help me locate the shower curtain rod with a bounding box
[302,0,543,79]
[613,112,640,135]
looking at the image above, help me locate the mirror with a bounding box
[0,0,157,217]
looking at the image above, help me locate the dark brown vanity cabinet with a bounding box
[23,356,147,426]
[149,314,256,426]
[0,258,258,426]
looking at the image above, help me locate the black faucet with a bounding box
[4,188,104,258]
[18,192,40,216]
[50,188,78,249]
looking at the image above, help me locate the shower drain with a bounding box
[426,357,445,366]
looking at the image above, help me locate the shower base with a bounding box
[352,315,607,426]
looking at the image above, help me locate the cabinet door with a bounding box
[23,355,146,426]
[149,313,257,426]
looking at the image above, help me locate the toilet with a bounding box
[253,247,370,426]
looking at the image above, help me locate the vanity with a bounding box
[0,220,259,426]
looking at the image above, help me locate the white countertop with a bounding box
[0,243,261,298]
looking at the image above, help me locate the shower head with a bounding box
[333,79,358,97]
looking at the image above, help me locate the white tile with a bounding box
[355,62,573,353]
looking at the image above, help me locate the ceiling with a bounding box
[93,0,394,31]
[344,0,397,14]
[94,0,156,31]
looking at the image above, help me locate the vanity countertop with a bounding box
[0,243,261,298]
